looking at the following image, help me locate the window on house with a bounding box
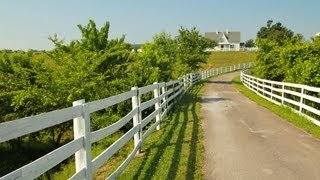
[230,45,235,48]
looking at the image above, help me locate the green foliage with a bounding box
[244,39,255,47]
[0,19,213,177]
[257,20,294,45]
[255,20,320,87]
[255,38,285,81]
[255,20,294,81]
[128,27,214,86]
[128,32,177,86]
[175,27,216,75]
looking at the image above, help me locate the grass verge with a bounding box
[118,83,205,180]
[232,76,320,138]
[203,51,256,69]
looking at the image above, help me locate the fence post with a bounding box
[262,81,265,96]
[281,84,285,104]
[299,87,305,113]
[183,75,187,91]
[131,87,141,154]
[190,73,193,86]
[270,83,273,100]
[153,82,161,130]
[162,83,167,108]
[73,99,92,180]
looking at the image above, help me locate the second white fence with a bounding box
[241,71,320,126]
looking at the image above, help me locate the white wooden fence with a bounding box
[241,71,320,126]
[0,62,253,180]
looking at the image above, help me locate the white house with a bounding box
[205,30,241,51]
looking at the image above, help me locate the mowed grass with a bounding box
[232,76,320,138]
[203,51,256,69]
[118,83,204,180]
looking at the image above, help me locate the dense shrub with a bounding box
[255,20,320,87]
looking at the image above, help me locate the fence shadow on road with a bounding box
[206,80,232,84]
[201,97,229,103]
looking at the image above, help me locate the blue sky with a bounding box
[0,0,319,50]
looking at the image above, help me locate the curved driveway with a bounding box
[202,72,320,180]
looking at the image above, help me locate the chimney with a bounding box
[226,29,229,34]
[216,29,218,34]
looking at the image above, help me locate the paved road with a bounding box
[202,72,320,180]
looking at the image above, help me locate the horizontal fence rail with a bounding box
[241,71,320,126]
[0,62,253,180]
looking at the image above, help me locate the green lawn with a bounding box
[118,83,204,180]
[203,51,256,69]
[232,76,320,138]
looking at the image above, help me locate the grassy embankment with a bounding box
[232,76,320,138]
[203,51,256,69]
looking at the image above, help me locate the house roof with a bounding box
[205,31,241,43]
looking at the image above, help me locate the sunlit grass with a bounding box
[203,51,256,69]
[118,83,204,180]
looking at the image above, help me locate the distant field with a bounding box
[203,51,256,69]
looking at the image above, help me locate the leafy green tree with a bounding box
[48,20,132,132]
[127,32,177,86]
[257,20,294,45]
[244,39,255,47]
[255,20,295,81]
[175,27,216,76]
